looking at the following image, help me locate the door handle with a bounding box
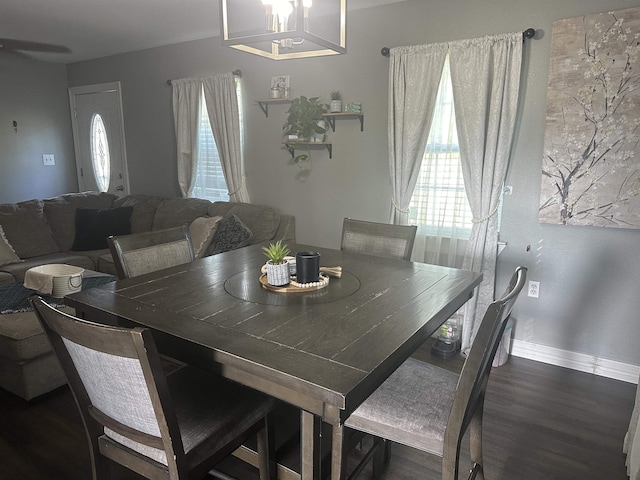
[116,185,124,191]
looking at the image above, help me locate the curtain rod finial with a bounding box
[523,28,536,39]
[381,47,390,57]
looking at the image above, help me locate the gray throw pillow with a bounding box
[206,214,252,256]
[0,225,23,267]
[0,199,59,257]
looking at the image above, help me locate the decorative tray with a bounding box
[259,273,330,293]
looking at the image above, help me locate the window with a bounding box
[191,79,243,202]
[90,113,110,192]
[191,88,229,202]
[408,58,473,238]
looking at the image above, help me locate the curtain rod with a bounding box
[380,28,537,57]
[166,69,242,85]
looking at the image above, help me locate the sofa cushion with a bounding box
[0,199,60,258]
[0,351,67,401]
[0,271,15,287]
[0,310,56,361]
[43,192,117,251]
[152,197,211,230]
[208,202,281,245]
[72,206,133,251]
[0,226,22,267]
[189,216,223,259]
[206,214,252,256]
[113,195,164,233]
[97,253,118,277]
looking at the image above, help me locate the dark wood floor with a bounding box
[0,341,635,480]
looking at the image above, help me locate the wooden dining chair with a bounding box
[340,218,417,261]
[342,266,528,480]
[30,296,277,480]
[108,225,195,279]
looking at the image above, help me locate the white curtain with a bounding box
[411,58,471,268]
[388,43,448,224]
[449,32,523,355]
[202,73,249,203]
[171,78,201,197]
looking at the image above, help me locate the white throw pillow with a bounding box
[189,216,223,259]
[0,225,23,267]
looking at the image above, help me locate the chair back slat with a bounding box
[444,267,527,457]
[341,218,417,261]
[30,297,185,471]
[109,225,195,279]
[61,336,161,438]
[120,239,194,278]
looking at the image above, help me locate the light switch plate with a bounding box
[43,154,55,166]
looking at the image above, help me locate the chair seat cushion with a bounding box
[104,366,277,466]
[345,357,458,456]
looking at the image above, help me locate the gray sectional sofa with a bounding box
[0,191,295,400]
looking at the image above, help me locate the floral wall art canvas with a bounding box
[539,7,640,228]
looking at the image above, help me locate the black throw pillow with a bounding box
[71,206,133,251]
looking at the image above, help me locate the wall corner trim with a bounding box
[510,339,640,384]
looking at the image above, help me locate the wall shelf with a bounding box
[283,142,332,159]
[256,99,291,118]
[322,112,364,132]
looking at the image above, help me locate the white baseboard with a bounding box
[510,339,640,384]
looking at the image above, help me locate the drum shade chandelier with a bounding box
[220,0,346,60]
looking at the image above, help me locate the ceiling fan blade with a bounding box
[0,38,71,53]
[0,49,31,59]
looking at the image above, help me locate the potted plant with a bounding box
[262,240,291,286]
[283,95,328,141]
[329,90,342,113]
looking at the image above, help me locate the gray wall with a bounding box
[63,0,640,370]
[0,57,78,203]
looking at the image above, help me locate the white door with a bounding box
[69,82,130,197]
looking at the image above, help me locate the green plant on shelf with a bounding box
[283,95,327,141]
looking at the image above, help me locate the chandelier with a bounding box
[220,0,346,60]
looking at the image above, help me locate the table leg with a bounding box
[300,410,322,480]
[331,423,346,480]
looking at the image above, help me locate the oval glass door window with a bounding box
[90,113,110,192]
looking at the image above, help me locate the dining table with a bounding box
[65,242,482,480]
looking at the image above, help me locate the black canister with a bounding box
[295,251,320,284]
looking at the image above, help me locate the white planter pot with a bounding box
[266,261,290,286]
[330,100,342,113]
[312,120,326,142]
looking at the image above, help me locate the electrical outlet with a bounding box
[42,154,55,166]
[528,280,540,298]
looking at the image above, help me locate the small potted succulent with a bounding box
[329,90,342,113]
[262,240,291,286]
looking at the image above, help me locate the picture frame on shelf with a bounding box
[270,75,290,99]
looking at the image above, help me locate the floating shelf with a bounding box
[283,142,332,159]
[256,99,292,117]
[322,112,364,132]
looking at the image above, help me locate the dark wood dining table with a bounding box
[65,243,482,480]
